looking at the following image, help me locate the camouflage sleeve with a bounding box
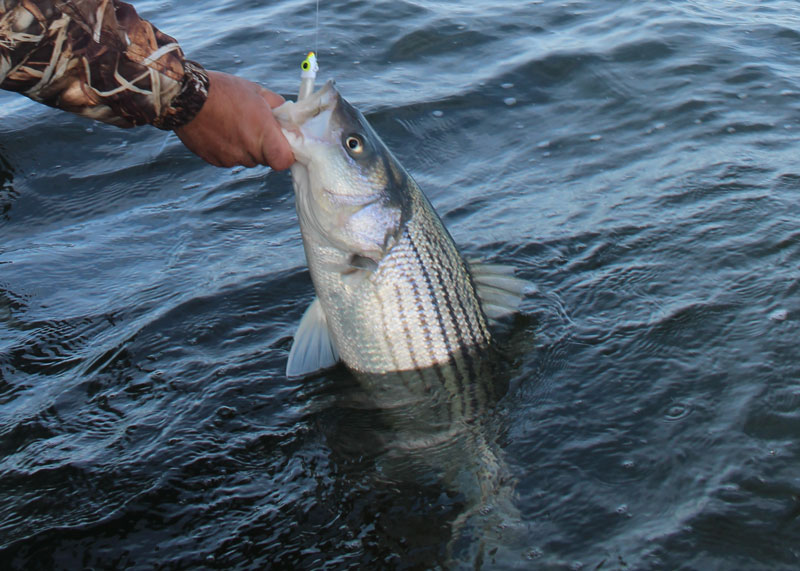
[0,0,209,129]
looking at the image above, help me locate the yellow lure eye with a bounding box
[301,51,316,71]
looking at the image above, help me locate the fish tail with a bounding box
[445,432,528,569]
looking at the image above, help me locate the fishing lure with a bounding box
[298,51,318,101]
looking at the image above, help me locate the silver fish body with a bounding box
[315,183,492,373]
[274,80,529,567]
[274,81,522,378]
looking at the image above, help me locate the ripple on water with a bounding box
[386,23,496,62]
[663,401,693,422]
[1,313,117,378]
[3,0,800,568]
[743,386,800,441]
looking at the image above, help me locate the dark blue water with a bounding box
[2,0,800,568]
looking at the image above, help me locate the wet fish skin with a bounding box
[274,80,529,567]
[274,81,521,377]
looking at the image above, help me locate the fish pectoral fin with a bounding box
[347,253,379,273]
[340,254,380,288]
[469,261,535,324]
[286,297,340,378]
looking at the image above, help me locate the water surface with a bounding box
[2,0,800,568]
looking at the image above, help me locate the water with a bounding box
[2,0,800,568]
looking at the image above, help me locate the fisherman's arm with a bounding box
[0,0,292,169]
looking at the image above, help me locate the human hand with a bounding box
[174,70,294,170]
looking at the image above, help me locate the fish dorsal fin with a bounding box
[469,261,534,324]
[286,297,340,378]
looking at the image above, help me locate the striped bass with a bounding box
[274,64,530,567]
[274,80,528,378]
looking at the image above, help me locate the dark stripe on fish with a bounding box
[412,225,482,399]
[411,211,494,415]
[408,231,470,417]
[402,264,466,424]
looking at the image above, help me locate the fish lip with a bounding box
[274,80,339,132]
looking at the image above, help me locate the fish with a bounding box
[322,348,524,568]
[274,77,531,567]
[273,80,529,379]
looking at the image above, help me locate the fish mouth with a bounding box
[274,80,339,135]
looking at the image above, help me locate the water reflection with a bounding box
[323,346,524,567]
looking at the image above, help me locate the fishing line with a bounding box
[296,0,320,101]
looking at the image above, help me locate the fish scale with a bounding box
[274,80,528,378]
[274,67,529,566]
[365,191,491,373]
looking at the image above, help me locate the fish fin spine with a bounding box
[468,260,535,324]
[286,297,340,378]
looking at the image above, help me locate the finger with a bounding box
[259,113,295,170]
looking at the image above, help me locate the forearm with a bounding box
[0,0,207,129]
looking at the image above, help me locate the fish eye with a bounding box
[344,134,365,155]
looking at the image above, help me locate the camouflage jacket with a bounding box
[0,0,208,129]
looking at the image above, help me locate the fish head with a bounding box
[274,81,411,266]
